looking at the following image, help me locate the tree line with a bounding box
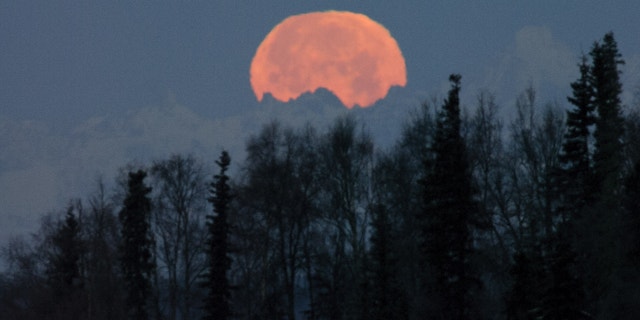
[2,32,640,320]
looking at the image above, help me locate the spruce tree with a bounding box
[369,204,407,320]
[591,32,625,201]
[541,54,594,319]
[119,170,155,320]
[624,160,640,273]
[506,249,545,320]
[47,205,82,298]
[420,74,480,319]
[582,31,625,317]
[203,151,233,320]
[559,54,596,213]
[613,160,640,319]
[543,229,586,320]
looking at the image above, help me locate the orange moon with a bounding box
[250,11,407,108]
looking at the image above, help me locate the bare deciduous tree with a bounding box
[150,154,208,320]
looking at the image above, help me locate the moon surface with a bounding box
[250,11,407,108]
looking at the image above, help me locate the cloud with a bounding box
[483,26,577,100]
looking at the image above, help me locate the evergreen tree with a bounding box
[420,74,480,319]
[624,160,640,274]
[369,204,408,320]
[47,205,82,298]
[46,203,85,320]
[585,32,626,316]
[203,151,233,320]
[119,170,155,320]
[540,54,594,319]
[591,32,625,201]
[559,54,596,214]
[542,229,586,320]
[613,160,640,319]
[506,249,545,320]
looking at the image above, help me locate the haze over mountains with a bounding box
[0,85,408,243]
[2,20,640,247]
[2,62,640,246]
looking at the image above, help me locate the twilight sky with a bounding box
[1,1,639,243]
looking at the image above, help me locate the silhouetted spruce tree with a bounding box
[47,205,82,298]
[559,54,596,213]
[202,151,233,320]
[624,160,640,276]
[591,32,625,201]
[615,160,640,318]
[420,74,480,320]
[119,170,155,320]
[369,204,408,320]
[540,54,594,319]
[542,229,586,320]
[585,32,626,315]
[506,249,545,320]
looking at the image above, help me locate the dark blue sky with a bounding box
[3,1,638,124]
[1,1,639,242]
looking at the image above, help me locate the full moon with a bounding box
[250,11,407,108]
